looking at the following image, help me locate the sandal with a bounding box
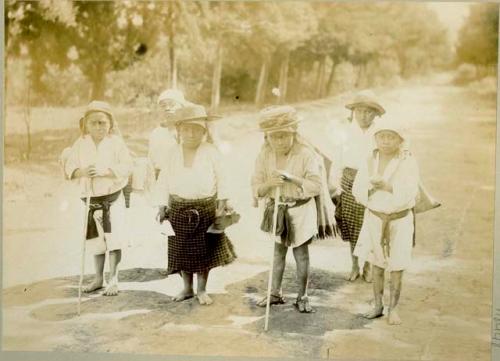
[293,296,315,313]
[257,294,286,307]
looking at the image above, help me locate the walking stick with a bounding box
[78,178,92,316]
[264,186,281,331]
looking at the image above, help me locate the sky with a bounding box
[427,2,471,45]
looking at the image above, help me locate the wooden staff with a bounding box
[264,186,281,331]
[78,178,92,316]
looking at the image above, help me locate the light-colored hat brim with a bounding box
[345,102,385,115]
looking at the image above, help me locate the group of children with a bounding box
[62,89,422,325]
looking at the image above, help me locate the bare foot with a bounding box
[103,283,119,296]
[173,290,194,302]
[388,309,402,325]
[362,306,384,319]
[348,269,360,282]
[82,279,103,293]
[197,292,213,306]
[362,270,372,283]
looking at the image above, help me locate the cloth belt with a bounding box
[81,188,122,240]
[369,208,412,258]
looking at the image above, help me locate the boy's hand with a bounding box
[75,165,97,178]
[276,170,302,188]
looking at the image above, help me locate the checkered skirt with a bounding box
[166,195,237,274]
[337,168,366,244]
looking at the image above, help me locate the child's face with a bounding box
[86,112,111,142]
[375,130,402,155]
[178,123,206,149]
[354,106,376,129]
[267,131,295,155]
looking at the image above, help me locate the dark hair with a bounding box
[80,111,114,134]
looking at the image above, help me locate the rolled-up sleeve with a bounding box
[109,137,133,179]
[390,156,420,211]
[64,140,81,180]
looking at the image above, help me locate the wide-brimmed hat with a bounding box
[373,118,407,141]
[258,105,300,133]
[79,100,115,132]
[168,103,220,127]
[158,89,186,106]
[345,90,385,116]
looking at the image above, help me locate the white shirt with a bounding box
[148,126,176,171]
[64,135,133,197]
[155,142,229,204]
[329,121,377,192]
[352,151,420,214]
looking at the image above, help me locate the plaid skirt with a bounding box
[337,168,366,244]
[166,195,237,274]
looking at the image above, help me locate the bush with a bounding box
[453,63,478,85]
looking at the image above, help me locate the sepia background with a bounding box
[2,1,499,360]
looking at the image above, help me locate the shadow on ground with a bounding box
[5,266,372,358]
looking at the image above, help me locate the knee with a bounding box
[293,249,309,264]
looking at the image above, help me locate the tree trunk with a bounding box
[90,61,106,100]
[255,59,269,107]
[278,51,290,104]
[325,58,337,96]
[210,40,223,112]
[316,54,327,98]
[168,2,178,89]
[23,74,32,161]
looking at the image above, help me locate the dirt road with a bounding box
[2,75,496,360]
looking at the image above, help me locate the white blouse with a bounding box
[148,126,177,171]
[328,121,377,192]
[155,142,229,204]
[352,151,420,214]
[64,135,133,197]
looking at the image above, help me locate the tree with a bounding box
[6,1,160,101]
[456,3,499,68]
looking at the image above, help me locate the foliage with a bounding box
[456,3,499,67]
[5,1,478,108]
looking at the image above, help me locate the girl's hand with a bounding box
[157,205,169,223]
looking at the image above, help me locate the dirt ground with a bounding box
[2,74,497,360]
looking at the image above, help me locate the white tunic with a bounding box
[148,126,177,171]
[352,151,420,270]
[155,142,229,204]
[64,135,133,197]
[64,134,133,255]
[328,121,377,194]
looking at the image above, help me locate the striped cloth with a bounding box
[166,195,237,274]
[337,167,366,244]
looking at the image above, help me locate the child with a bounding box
[329,90,386,282]
[252,105,324,313]
[65,101,133,296]
[156,103,236,306]
[352,118,419,325]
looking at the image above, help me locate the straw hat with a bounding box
[167,103,220,128]
[345,90,385,116]
[258,105,300,133]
